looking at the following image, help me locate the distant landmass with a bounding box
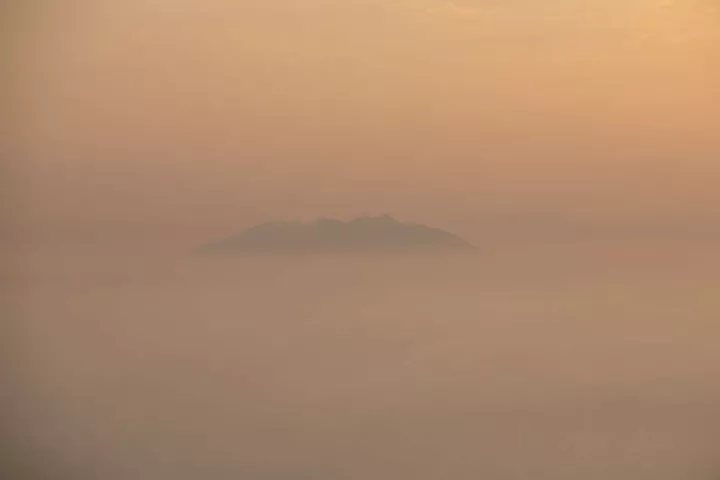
[200,215,475,254]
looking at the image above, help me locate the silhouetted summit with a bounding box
[200,215,475,254]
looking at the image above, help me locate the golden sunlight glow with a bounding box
[12,0,720,235]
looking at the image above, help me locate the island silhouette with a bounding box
[199,215,475,254]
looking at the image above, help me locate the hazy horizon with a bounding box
[5,1,720,479]
[7,0,720,252]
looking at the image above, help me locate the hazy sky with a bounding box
[9,0,720,247]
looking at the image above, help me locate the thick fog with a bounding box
[6,243,720,480]
[5,0,720,478]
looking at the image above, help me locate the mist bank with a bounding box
[7,243,720,480]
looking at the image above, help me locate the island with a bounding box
[199,215,475,254]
